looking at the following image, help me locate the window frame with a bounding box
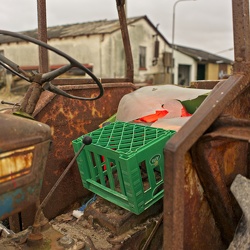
[139,46,147,70]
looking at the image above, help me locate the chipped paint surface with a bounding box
[0,146,34,183]
[0,113,51,221]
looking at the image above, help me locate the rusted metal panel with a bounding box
[23,83,135,222]
[8,213,21,232]
[207,126,250,141]
[183,153,226,250]
[53,78,133,85]
[164,73,249,249]
[192,138,248,244]
[190,80,221,89]
[7,0,134,227]
[163,4,250,244]
[222,86,250,119]
[0,113,51,152]
[232,0,250,70]
[1,0,249,249]
[0,114,51,220]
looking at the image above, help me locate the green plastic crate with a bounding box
[72,122,175,214]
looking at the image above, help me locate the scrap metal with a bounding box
[163,0,250,249]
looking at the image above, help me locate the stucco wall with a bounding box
[0,34,114,78]
[0,42,39,66]
[128,19,172,83]
[0,18,196,84]
[48,35,101,72]
[206,63,219,80]
[226,64,233,75]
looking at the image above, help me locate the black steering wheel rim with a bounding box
[0,30,104,101]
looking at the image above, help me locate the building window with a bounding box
[139,46,146,70]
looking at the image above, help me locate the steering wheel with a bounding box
[0,30,104,101]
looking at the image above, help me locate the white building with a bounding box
[0,16,232,86]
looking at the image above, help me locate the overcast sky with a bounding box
[0,0,234,60]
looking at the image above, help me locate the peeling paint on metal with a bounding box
[0,146,34,183]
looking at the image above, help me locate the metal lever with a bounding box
[27,136,92,246]
[41,135,92,209]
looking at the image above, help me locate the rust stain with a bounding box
[0,146,34,183]
[192,137,248,245]
[91,104,102,118]
[184,153,203,198]
[32,83,135,221]
[183,153,226,250]
[223,145,237,176]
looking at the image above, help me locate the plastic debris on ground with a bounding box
[72,194,97,219]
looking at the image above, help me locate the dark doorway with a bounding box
[197,64,205,80]
[178,64,190,86]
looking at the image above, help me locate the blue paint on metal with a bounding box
[0,188,25,219]
[0,195,13,217]
[0,178,44,219]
